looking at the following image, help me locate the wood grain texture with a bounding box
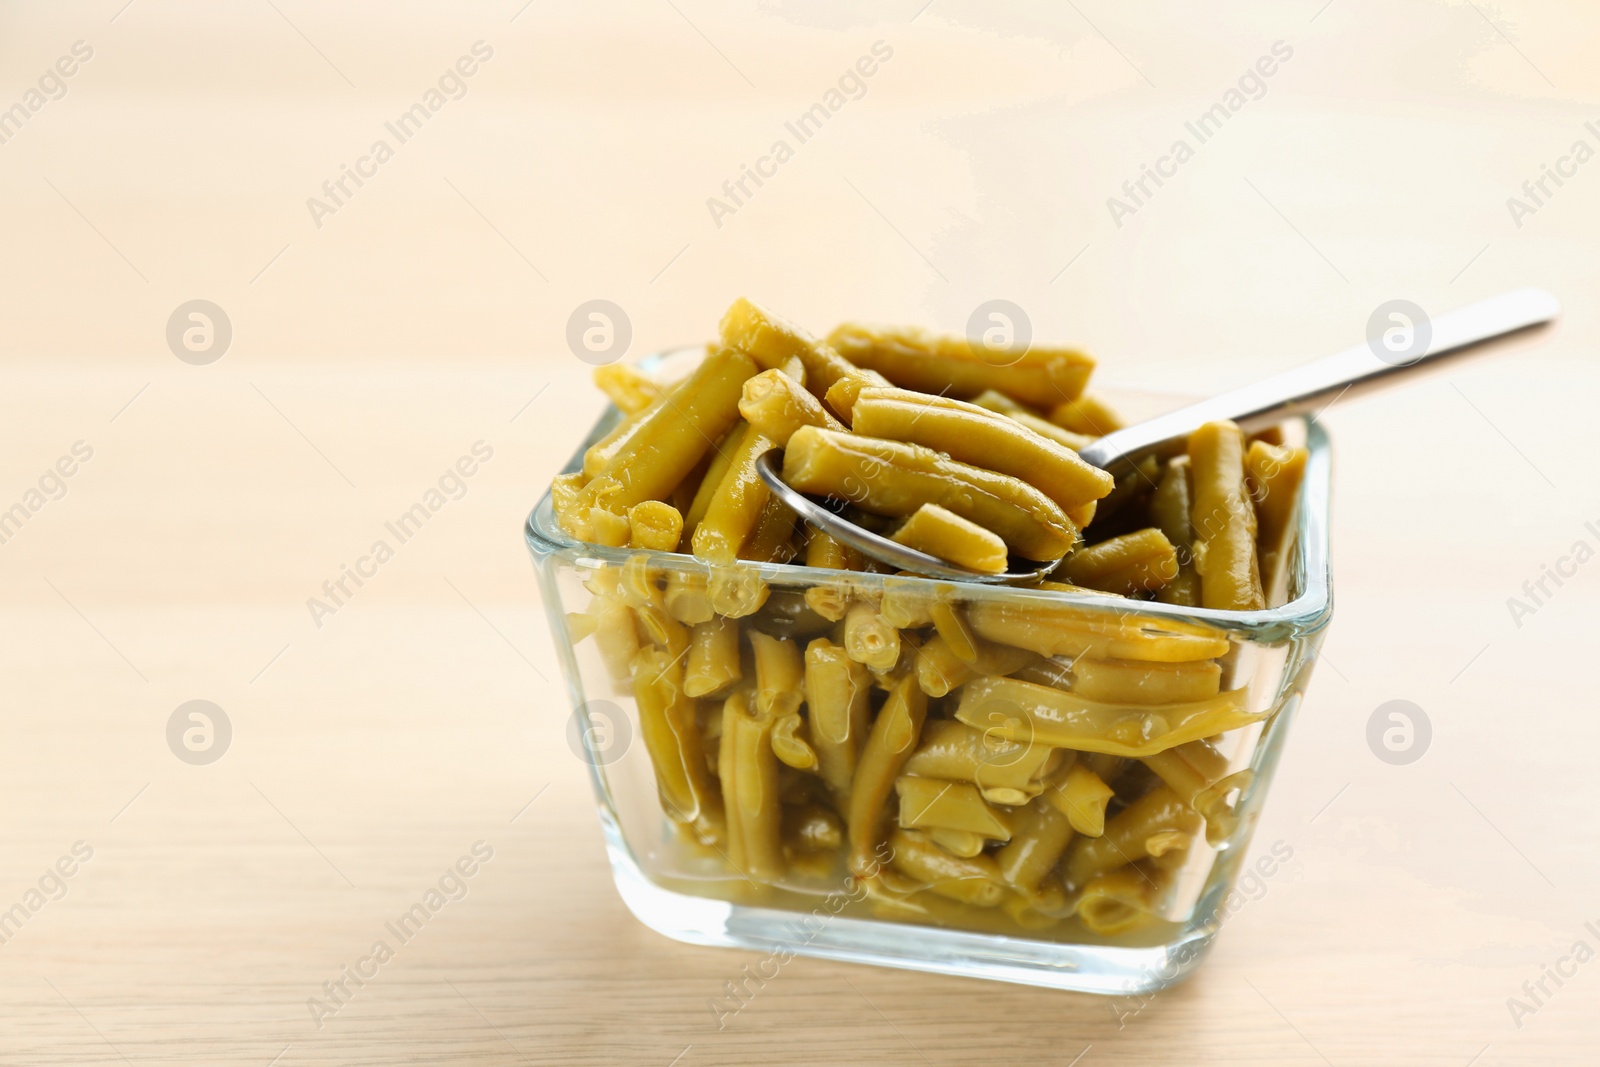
[2,2,1599,1064]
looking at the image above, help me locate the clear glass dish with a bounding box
[525,348,1332,995]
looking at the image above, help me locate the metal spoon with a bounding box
[756,287,1560,584]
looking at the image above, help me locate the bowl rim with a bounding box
[524,347,1334,642]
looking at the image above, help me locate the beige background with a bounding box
[2,1,1598,1063]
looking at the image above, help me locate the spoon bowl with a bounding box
[753,450,1059,585]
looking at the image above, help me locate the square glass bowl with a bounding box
[525,349,1332,995]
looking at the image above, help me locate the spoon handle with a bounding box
[1076,287,1561,472]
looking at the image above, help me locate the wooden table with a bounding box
[3,2,1598,1063]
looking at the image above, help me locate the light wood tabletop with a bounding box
[3,2,1599,1063]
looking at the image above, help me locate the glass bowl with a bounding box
[525,348,1331,995]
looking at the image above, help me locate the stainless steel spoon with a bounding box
[756,287,1560,584]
